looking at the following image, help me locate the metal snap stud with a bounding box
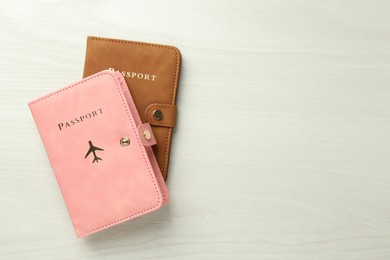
[120,137,130,147]
[152,109,163,121]
[143,129,151,140]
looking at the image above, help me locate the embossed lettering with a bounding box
[108,68,157,81]
[58,108,103,131]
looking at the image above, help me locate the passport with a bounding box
[28,70,168,237]
[83,36,182,181]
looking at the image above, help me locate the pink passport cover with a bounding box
[28,70,168,237]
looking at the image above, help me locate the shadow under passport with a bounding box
[84,203,172,247]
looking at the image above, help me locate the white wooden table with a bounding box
[1,1,390,259]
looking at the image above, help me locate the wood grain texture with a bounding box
[1,0,390,259]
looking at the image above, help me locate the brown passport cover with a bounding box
[83,36,181,181]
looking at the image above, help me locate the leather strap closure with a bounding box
[145,103,177,128]
[137,123,157,146]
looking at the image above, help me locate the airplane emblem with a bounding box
[85,140,104,163]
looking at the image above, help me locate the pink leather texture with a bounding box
[28,70,168,238]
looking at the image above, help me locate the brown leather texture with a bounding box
[83,36,181,181]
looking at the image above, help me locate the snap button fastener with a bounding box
[143,129,151,140]
[120,137,130,147]
[152,109,163,121]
